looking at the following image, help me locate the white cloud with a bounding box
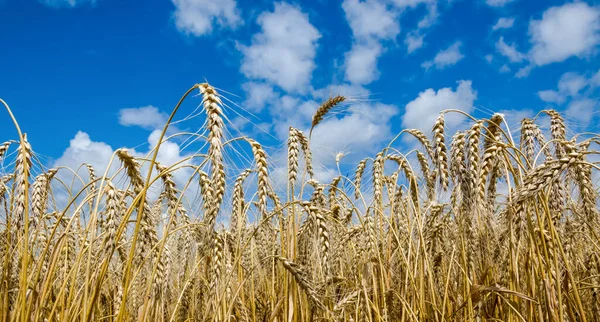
[557,72,588,96]
[592,69,600,86]
[402,80,477,132]
[392,0,434,8]
[421,41,464,70]
[242,82,277,112]
[171,0,241,36]
[344,43,383,85]
[54,131,115,173]
[515,64,533,78]
[397,0,438,54]
[492,17,515,31]
[486,0,515,7]
[537,71,591,105]
[529,2,600,66]
[405,32,425,54]
[311,102,399,164]
[39,0,94,7]
[239,3,320,93]
[342,0,400,41]
[537,90,565,104]
[118,106,168,129]
[499,64,510,73]
[496,37,526,63]
[566,98,597,126]
[342,0,400,85]
[485,54,494,63]
[417,3,438,29]
[54,129,197,204]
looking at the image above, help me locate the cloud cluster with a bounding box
[421,41,464,70]
[171,0,241,36]
[239,2,320,94]
[342,0,400,85]
[528,2,600,66]
[491,2,600,78]
[118,106,169,129]
[485,0,515,7]
[402,80,477,132]
[39,0,95,8]
[537,69,600,126]
[492,17,515,31]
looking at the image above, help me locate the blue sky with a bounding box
[0,0,599,183]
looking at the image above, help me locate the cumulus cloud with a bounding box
[405,32,425,54]
[342,0,400,41]
[239,3,320,93]
[242,82,278,112]
[537,71,591,104]
[495,37,526,63]
[171,0,241,36]
[310,102,399,164]
[402,80,477,132]
[392,0,434,8]
[53,128,197,205]
[566,99,597,126]
[342,0,400,85]
[492,17,515,31]
[528,2,600,66]
[486,0,515,7]
[421,41,464,70]
[39,0,95,7]
[593,69,600,87]
[54,131,115,173]
[499,64,510,73]
[515,64,533,78]
[537,90,565,104]
[344,43,383,85]
[537,70,599,127]
[118,106,169,129]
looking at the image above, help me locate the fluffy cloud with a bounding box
[499,64,510,73]
[402,80,477,132]
[495,37,526,63]
[515,64,533,78]
[492,17,515,31]
[421,41,464,70]
[557,72,589,96]
[528,2,600,66]
[537,70,599,127]
[171,0,241,36]
[342,0,400,41]
[239,3,320,93]
[344,43,383,85]
[486,0,515,7]
[566,99,597,126]
[405,32,425,54]
[537,71,591,104]
[537,90,565,104]
[397,0,438,53]
[39,0,95,7]
[54,131,115,173]
[392,0,434,8]
[342,0,400,85]
[54,128,197,204]
[593,69,600,86]
[118,106,168,129]
[310,102,399,164]
[242,82,278,112]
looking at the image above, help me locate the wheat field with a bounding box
[0,82,599,321]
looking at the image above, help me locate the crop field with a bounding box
[0,83,599,321]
